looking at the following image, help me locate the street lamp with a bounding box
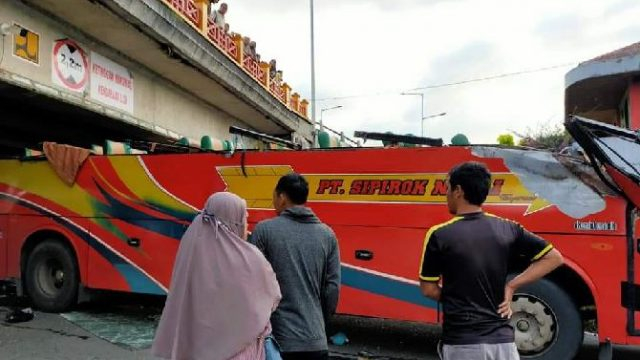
[401,92,425,137]
[424,112,447,120]
[310,0,317,126]
[401,93,446,137]
[419,112,447,138]
[319,105,343,131]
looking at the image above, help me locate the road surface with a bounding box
[1,295,639,359]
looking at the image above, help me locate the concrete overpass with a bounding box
[0,0,314,155]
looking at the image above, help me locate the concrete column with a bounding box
[282,83,292,106]
[259,62,270,87]
[290,93,300,112]
[195,0,209,33]
[232,34,243,63]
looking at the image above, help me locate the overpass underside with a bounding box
[0,0,313,156]
[0,80,167,156]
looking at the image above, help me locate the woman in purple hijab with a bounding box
[153,192,282,360]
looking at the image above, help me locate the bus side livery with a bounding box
[0,116,638,359]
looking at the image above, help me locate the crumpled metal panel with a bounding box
[473,147,606,218]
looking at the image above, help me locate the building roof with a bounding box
[565,41,640,123]
[586,41,640,63]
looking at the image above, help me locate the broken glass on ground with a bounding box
[61,306,161,349]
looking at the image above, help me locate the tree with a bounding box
[516,123,572,150]
[496,134,515,146]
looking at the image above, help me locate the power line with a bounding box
[408,63,575,91]
[315,62,576,102]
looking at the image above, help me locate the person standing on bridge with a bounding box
[152,192,282,360]
[210,2,228,29]
[419,162,563,360]
[251,174,341,360]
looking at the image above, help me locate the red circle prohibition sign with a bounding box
[53,39,89,90]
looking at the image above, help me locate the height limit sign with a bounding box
[52,39,88,93]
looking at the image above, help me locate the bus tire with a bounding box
[24,240,79,312]
[510,278,582,360]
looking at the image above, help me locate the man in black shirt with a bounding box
[419,162,563,360]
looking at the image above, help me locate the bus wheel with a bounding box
[24,240,79,312]
[510,278,582,360]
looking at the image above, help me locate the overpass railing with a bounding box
[161,0,309,120]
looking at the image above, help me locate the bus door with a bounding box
[566,116,640,336]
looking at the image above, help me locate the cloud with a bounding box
[616,26,640,44]
[605,0,640,17]
[423,41,500,84]
[534,14,587,47]
[225,0,640,144]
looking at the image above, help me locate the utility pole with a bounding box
[310,0,317,129]
[401,92,424,136]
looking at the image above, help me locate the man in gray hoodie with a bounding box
[251,173,341,360]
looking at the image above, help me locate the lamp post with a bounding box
[401,93,446,137]
[310,0,317,126]
[401,92,425,136]
[319,105,343,132]
[419,112,447,137]
[423,112,447,121]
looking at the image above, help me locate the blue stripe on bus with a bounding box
[341,265,438,309]
[94,182,188,241]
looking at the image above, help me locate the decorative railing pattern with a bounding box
[167,0,201,28]
[161,0,309,119]
[269,80,287,104]
[207,21,240,62]
[242,56,260,81]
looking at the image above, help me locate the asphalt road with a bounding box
[328,315,640,360]
[1,295,639,359]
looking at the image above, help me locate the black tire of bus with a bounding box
[24,240,79,312]
[514,278,583,360]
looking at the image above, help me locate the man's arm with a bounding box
[322,235,341,321]
[249,223,267,255]
[418,228,443,301]
[420,281,441,301]
[498,226,564,318]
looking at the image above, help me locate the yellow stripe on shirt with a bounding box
[532,244,554,261]
[418,217,462,281]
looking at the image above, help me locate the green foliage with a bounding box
[517,123,572,150]
[496,134,515,146]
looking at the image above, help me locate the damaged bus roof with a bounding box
[472,146,612,219]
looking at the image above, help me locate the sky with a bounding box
[223,0,640,144]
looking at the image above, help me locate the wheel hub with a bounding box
[510,295,556,354]
[36,258,66,296]
[53,269,64,287]
[516,319,530,332]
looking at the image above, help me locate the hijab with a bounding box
[152,192,281,360]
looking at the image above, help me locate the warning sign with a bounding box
[90,52,134,114]
[52,39,89,92]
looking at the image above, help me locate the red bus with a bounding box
[0,116,638,359]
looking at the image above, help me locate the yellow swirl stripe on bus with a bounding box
[0,160,94,215]
[217,166,293,209]
[107,157,196,214]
